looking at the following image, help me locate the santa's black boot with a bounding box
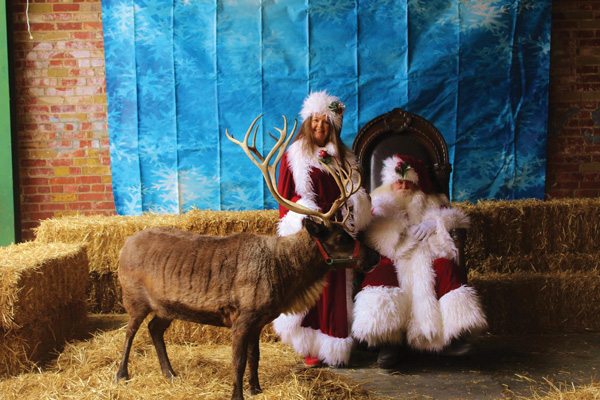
[377,345,401,369]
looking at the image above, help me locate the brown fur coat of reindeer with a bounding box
[115,116,379,400]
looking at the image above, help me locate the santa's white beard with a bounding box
[392,189,418,211]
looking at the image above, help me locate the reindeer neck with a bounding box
[272,229,330,314]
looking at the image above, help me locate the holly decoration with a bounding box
[318,150,332,165]
[328,101,345,116]
[395,161,412,178]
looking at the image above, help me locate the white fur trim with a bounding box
[299,90,344,130]
[314,331,354,366]
[398,248,446,352]
[365,214,415,261]
[284,141,370,235]
[286,141,338,201]
[272,313,354,366]
[382,155,419,186]
[439,285,488,343]
[272,312,315,354]
[346,188,372,232]
[352,286,408,346]
[277,197,319,237]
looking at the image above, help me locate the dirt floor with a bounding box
[334,332,600,399]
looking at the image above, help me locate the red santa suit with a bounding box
[352,155,487,352]
[272,139,372,366]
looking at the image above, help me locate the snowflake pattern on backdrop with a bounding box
[102,0,551,215]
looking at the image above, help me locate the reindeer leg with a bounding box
[148,315,176,380]
[231,319,252,400]
[247,327,263,395]
[115,313,146,382]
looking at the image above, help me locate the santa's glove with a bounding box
[410,219,436,241]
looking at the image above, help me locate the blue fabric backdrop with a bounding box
[102,0,551,215]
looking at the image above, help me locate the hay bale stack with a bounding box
[0,242,88,377]
[471,271,600,334]
[456,198,600,333]
[458,198,600,272]
[35,209,279,313]
[31,199,600,334]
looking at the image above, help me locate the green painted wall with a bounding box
[0,0,16,246]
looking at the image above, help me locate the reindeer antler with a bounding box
[226,115,362,228]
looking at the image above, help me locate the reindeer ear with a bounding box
[303,217,327,238]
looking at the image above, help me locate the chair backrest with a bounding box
[352,108,452,197]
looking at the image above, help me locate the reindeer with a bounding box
[115,115,380,400]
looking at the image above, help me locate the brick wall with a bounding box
[11,0,114,240]
[7,0,599,241]
[546,0,600,198]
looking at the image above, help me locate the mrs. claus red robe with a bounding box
[272,140,371,366]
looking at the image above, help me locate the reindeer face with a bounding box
[303,218,379,273]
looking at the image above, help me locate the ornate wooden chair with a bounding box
[352,108,467,271]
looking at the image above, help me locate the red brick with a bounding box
[50,105,76,113]
[580,181,600,189]
[67,202,92,210]
[29,212,56,221]
[77,175,102,184]
[21,159,47,167]
[20,203,40,212]
[53,4,80,12]
[57,22,83,30]
[28,167,55,176]
[40,203,67,211]
[49,158,74,167]
[22,177,49,186]
[92,201,116,210]
[71,31,97,40]
[574,189,600,196]
[44,13,72,22]
[49,176,76,185]
[25,194,52,203]
[23,186,37,195]
[83,22,102,30]
[78,193,104,201]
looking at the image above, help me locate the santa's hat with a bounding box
[300,90,345,130]
[381,154,435,194]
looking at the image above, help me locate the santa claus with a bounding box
[351,154,487,368]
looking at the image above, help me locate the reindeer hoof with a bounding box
[250,386,263,396]
[114,371,129,383]
[164,371,178,381]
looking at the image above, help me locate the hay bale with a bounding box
[35,209,279,313]
[470,270,600,334]
[165,320,278,345]
[0,242,88,377]
[460,198,600,267]
[472,252,600,274]
[90,314,278,347]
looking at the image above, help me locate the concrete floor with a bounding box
[333,333,600,399]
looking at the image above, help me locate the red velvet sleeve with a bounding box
[277,152,301,219]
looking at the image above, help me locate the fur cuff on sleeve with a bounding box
[423,207,470,232]
[347,188,372,232]
[277,198,320,237]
